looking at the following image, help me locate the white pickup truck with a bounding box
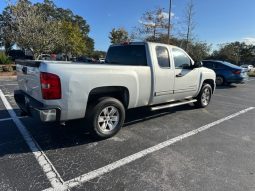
[15,42,216,138]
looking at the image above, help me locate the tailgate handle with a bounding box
[22,67,27,74]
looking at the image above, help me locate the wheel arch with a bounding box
[87,86,130,109]
[203,79,215,94]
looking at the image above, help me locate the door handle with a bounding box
[176,73,183,77]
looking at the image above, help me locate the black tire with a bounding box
[87,97,125,139]
[216,76,224,86]
[195,84,212,108]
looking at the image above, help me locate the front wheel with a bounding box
[87,97,125,139]
[195,84,212,108]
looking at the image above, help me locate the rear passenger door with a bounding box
[172,48,200,100]
[153,45,175,104]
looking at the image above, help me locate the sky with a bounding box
[0,0,255,51]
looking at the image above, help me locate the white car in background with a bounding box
[99,58,105,63]
[241,64,254,72]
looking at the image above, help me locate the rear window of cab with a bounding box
[105,45,147,66]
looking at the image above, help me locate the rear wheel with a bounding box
[87,97,125,139]
[216,76,224,86]
[195,84,212,108]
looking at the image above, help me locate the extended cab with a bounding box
[15,42,216,138]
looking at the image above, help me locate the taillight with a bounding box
[232,70,241,75]
[40,72,61,100]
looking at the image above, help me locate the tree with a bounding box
[182,0,195,51]
[210,42,255,65]
[58,21,87,58]
[34,0,93,55]
[10,0,61,59]
[239,44,255,65]
[1,0,94,58]
[188,41,211,61]
[84,37,95,56]
[109,28,129,44]
[0,7,16,53]
[92,50,107,60]
[0,13,4,47]
[35,1,91,37]
[135,8,169,40]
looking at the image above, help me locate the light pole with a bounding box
[167,0,172,44]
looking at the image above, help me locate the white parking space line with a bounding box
[0,116,27,122]
[0,117,13,122]
[3,94,14,97]
[43,107,254,191]
[0,89,68,191]
[0,79,16,82]
[0,84,18,86]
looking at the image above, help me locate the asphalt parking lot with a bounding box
[0,77,255,191]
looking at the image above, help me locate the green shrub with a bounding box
[0,52,12,65]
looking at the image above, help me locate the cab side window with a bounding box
[156,46,170,68]
[172,48,191,69]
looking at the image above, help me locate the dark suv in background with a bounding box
[202,60,248,86]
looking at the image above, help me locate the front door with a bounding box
[172,48,200,100]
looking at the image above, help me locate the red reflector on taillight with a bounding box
[232,70,241,75]
[40,72,61,100]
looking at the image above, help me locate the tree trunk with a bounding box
[186,12,191,51]
[153,27,156,40]
[34,52,40,60]
[185,0,194,52]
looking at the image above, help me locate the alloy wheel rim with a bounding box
[201,88,211,106]
[216,77,223,85]
[98,106,119,132]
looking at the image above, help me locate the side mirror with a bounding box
[193,61,203,68]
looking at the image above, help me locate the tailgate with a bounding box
[16,60,43,101]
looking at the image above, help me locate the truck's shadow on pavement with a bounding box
[216,84,238,89]
[124,105,194,127]
[0,104,195,156]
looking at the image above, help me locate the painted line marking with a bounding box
[0,116,27,122]
[3,94,14,97]
[0,84,18,86]
[0,79,16,82]
[0,89,68,191]
[43,107,254,191]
